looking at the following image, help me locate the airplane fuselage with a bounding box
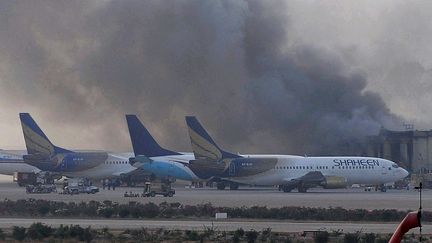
[64,153,137,179]
[134,153,199,181]
[0,151,40,175]
[224,155,408,186]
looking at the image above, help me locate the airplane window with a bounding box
[392,164,399,168]
[388,168,391,170]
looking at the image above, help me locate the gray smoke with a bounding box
[0,1,404,154]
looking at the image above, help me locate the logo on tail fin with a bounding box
[187,124,223,161]
[20,113,55,156]
[185,116,240,162]
[19,113,71,156]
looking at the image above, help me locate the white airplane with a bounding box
[19,113,138,180]
[185,116,409,192]
[0,150,40,175]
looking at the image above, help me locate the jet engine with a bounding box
[322,176,347,189]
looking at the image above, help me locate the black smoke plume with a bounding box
[0,1,401,154]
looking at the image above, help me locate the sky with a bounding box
[0,0,431,155]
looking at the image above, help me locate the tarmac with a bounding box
[0,181,427,211]
[0,180,428,233]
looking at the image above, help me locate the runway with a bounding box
[0,217,428,233]
[0,181,427,211]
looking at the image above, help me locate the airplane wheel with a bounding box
[282,186,292,193]
[298,185,307,193]
[167,191,174,197]
[229,183,239,190]
[216,183,226,190]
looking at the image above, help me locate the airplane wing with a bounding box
[169,159,190,166]
[112,167,151,177]
[282,171,326,192]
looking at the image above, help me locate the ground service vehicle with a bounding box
[63,178,99,194]
[14,172,37,186]
[143,182,175,197]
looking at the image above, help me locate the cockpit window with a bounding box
[392,164,399,168]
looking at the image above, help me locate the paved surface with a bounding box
[0,179,427,234]
[0,181,427,211]
[0,218,428,233]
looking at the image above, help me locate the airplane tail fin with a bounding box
[126,114,181,157]
[19,113,71,156]
[185,116,240,162]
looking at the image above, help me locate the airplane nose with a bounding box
[401,168,409,178]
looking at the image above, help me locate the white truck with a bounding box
[62,178,99,194]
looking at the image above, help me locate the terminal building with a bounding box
[366,129,432,173]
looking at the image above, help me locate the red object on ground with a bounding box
[389,211,421,243]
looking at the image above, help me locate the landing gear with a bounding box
[297,183,308,193]
[280,184,293,193]
[375,184,387,192]
[215,182,239,190]
[216,182,226,190]
[229,183,239,190]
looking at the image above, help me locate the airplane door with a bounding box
[229,162,236,176]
